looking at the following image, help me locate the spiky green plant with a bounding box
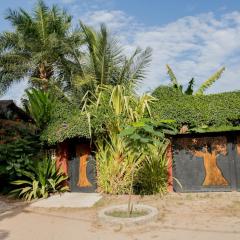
[95,133,143,194]
[195,67,225,95]
[25,88,56,129]
[135,142,169,195]
[10,158,69,201]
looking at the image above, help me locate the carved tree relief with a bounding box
[177,136,229,186]
[194,147,228,186]
[76,144,92,187]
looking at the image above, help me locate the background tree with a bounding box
[0,0,84,94]
[166,64,225,95]
[68,22,152,102]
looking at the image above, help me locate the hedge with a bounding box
[151,86,240,132]
[41,101,90,144]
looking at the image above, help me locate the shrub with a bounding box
[10,158,69,201]
[0,120,41,192]
[135,143,168,195]
[95,133,142,194]
[119,119,174,195]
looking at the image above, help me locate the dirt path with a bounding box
[1,192,240,240]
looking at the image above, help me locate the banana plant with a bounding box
[166,64,225,95]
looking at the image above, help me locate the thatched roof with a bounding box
[0,100,32,122]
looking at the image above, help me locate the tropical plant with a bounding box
[0,0,84,94]
[81,84,156,136]
[82,85,174,194]
[95,133,143,194]
[24,88,56,129]
[135,143,169,195]
[0,120,41,192]
[67,23,152,101]
[166,64,225,95]
[10,158,69,201]
[119,119,175,195]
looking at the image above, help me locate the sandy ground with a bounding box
[1,192,240,240]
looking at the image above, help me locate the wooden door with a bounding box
[68,143,96,192]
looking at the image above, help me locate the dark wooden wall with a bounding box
[171,131,240,192]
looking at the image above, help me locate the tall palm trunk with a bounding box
[38,62,53,91]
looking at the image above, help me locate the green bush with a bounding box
[119,119,174,195]
[135,144,168,195]
[0,120,41,192]
[10,158,69,201]
[152,87,240,131]
[95,133,142,194]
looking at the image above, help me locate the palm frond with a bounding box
[195,67,225,95]
[166,64,179,89]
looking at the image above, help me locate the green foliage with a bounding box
[165,65,225,95]
[119,119,174,195]
[151,88,240,132]
[85,85,174,194]
[25,88,56,129]
[0,120,41,192]
[135,143,168,195]
[0,0,83,94]
[195,67,225,95]
[119,119,176,144]
[95,133,142,194]
[78,23,152,90]
[41,101,90,144]
[166,64,180,90]
[10,158,69,201]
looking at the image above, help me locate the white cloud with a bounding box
[61,0,76,4]
[124,12,240,93]
[81,10,240,93]
[82,10,134,31]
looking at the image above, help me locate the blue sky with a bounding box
[1,0,240,101]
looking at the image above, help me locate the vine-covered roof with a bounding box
[151,87,240,133]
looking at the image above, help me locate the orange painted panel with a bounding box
[56,141,69,175]
[76,144,92,187]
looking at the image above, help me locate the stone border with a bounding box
[98,204,158,226]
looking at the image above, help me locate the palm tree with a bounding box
[166,64,225,95]
[77,23,152,90]
[65,22,152,104]
[0,0,84,95]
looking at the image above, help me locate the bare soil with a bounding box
[1,192,240,240]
